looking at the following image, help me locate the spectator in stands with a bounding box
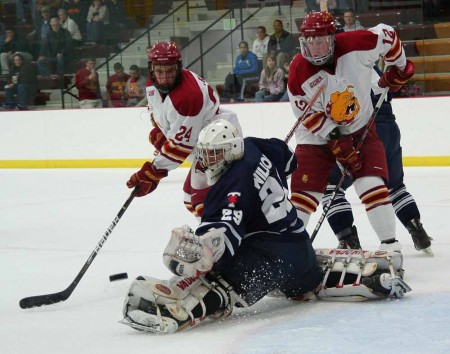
[279,53,298,102]
[35,5,52,42]
[62,0,89,34]
[306,0,319,12]
[75,57,102,108]
[267,19,294,73]
[27,4,52,59]
[37,17,73,76]
[342,8,364,31]
[252,26,269,73]
[254,54,285,102]
[16,0,28,23]
[58,8,83,46]
[86,0,110,45]
[106,62,129,107]
[125,64,146,107]
[0,28,33,75]
[104,0,127,29]
[3,53,37,110]
[222,41,259,102]
[316,0,337,14]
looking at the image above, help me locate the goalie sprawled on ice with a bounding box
[121,120,411,334]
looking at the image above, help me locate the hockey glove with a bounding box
[149,126,167,152]
[328,134,362,174]
[126,161,168,197]
[163,225,225,278]
[378,60,415,92]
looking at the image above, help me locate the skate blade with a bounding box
[421,246,434,257]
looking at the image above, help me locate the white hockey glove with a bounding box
[163,225,225,277]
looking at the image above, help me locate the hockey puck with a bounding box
[109,273,128,282]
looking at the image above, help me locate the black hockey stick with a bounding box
[19,186,140,309]
[310,88,389,243]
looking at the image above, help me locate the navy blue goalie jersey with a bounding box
[195,137,306,265]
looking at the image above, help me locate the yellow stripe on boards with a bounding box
[0,159,193,169]
[402,156,450,167]
[0,157,448,169]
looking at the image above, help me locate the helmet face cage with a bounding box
[148,41,183,93]
[300,11,337,66]
[300,34,335,65]
[196,120,244,185]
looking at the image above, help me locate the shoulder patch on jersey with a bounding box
[169,70,204,117]
[288,55,323,97]
[227,192,241,208]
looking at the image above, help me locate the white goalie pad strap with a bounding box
[315,248,404,276]
[163,225,226,277]
[318,283,381,301]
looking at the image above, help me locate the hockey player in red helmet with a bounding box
[286,11,415,252]
[127,41,241,219]
[147,41,183,93]
[299,10,337,66]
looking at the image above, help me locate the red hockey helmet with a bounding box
[148,41,183,93]
[301,11,337,37]
[300,11,337,65]
[148,41,182,65]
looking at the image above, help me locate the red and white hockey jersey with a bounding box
[288,24,407,145]
[146,69,221,171]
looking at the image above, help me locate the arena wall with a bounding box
[1,96,449,168]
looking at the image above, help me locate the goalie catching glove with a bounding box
[378,60,415,92]
[328,130,362,174]
[163,225,226,277]
[126,161,168,197]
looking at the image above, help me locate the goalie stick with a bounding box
[310,88,389,243]
[19,187,139,309]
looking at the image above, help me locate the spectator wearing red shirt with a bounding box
[75,57,102,108]
[106,62,129,107]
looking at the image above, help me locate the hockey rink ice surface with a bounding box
[1,167,450,354]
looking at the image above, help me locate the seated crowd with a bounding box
[1,3,371,110]
[217,10,369,104]
[0,0,129,110]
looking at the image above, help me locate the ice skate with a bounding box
[406,218,433,256]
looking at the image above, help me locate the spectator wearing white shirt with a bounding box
[252,26,269,73]
[58,8,83,46]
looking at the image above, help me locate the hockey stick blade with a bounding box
[19,187,139,309]
[19,287,73,309]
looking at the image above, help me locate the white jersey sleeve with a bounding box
[146,70,220,171]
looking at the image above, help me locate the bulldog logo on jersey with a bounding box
[326,85,360,125]
[227,192,241,208]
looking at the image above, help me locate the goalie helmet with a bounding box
[300,11,337,66]
[148,41,182,94]
[196,119,244,185]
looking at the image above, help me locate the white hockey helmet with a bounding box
[196,119,244,185]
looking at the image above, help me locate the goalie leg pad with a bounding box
[315,248,404,277]
[121,275,231,333]
[315,248,411,301]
